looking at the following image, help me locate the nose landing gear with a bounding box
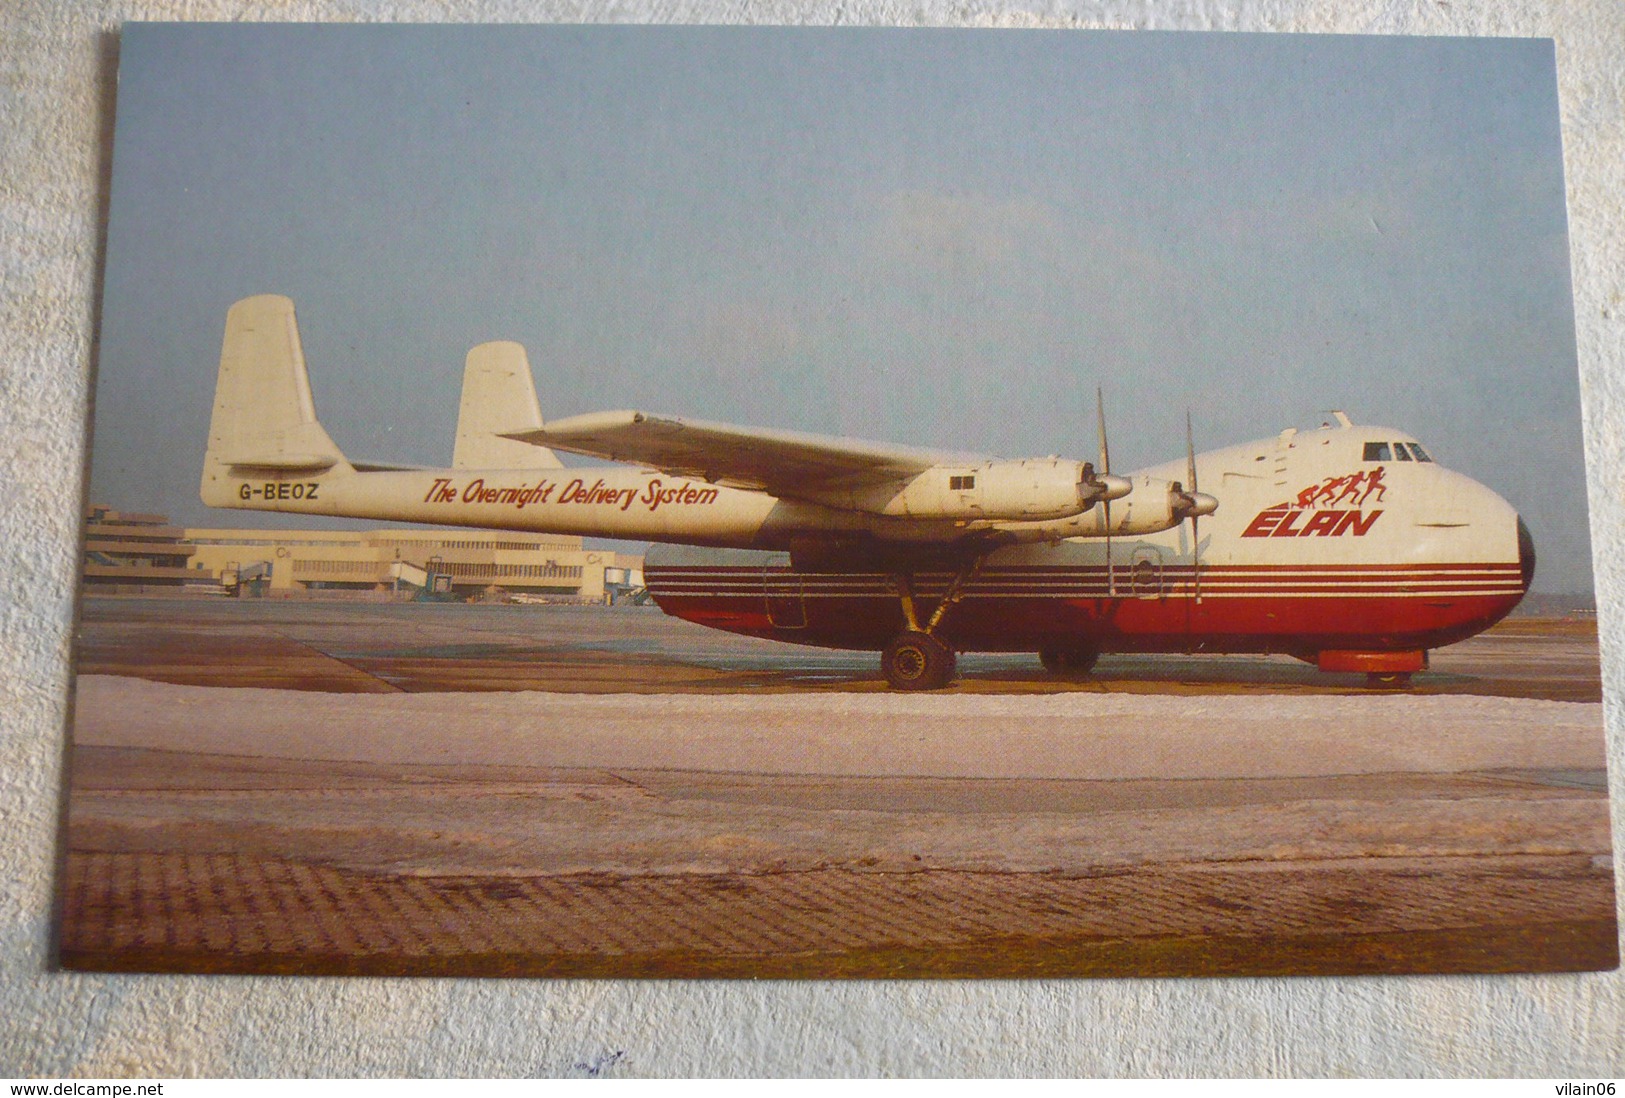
[1318,648,1426,688]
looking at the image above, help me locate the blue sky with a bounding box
[91,25,1589,592]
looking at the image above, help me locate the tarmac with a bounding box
[58,595,1619,978]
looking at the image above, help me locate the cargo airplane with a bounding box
[201,295,1532,689]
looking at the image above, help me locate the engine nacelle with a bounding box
[822,459,1110,522]
[992,473,1219,541]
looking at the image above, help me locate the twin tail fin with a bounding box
[201,295,563,509]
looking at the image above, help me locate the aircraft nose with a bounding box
[1517,515,1536,591]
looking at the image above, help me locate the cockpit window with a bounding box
[1362,442,1391,462]
[1407,443,1433,463]
[1393,443,1413,461]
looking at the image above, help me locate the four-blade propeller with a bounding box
[1169,410,1219,600]
[1096,387,1115,595]
[1095,393,1217,601]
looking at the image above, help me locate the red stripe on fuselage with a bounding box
[644,562,1527,654]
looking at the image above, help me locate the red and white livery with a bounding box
[646,416,1531,686]
[201,295,1530,689]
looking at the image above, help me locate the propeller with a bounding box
[1170,410,1219,600]
[1077,461,1130,505]
[1186,410,1200,602]
[1189,409,1202,600]
[1097,387,1114,596]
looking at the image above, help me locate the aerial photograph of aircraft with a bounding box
[204,293,1529,690]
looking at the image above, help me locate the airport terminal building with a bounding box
[84,506,643,602]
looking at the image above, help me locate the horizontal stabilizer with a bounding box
[219,452,341,473]
[350,460,432,473]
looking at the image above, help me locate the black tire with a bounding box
[1366,671,1413,688]
[882,631,957,690]
[1039,646,1099,676]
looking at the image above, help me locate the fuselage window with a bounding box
[1393,443,1413,461]
[949,475,976,491]
[1408,443,1434,462]
[1362,442,1391,462]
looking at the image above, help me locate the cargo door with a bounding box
[1129,546,1164,599]
[764,566,807,629]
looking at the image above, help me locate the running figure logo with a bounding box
[1296,466,1387,510]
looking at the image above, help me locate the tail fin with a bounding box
[201,295,351,506]
[453,341,564,470]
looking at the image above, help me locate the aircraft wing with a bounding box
[502,411,984,494]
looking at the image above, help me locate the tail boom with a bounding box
[199,296,1198,550]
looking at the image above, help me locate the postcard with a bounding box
[61,24,1616,977]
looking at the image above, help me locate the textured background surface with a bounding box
[4,0,1623,1077]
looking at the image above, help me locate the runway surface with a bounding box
[59,595,1618,977]
[73,596,1604,700]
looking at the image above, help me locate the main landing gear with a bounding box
[883,630,957,690]
[1038,646,1099,677]
[881,562,982,690]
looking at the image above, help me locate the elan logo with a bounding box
[1241,467,1389,538]
[1241,505,1382,538]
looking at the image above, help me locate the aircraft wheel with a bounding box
[883,631,957,690]
[1366,671,1413,688]
[1039,646,1099,676]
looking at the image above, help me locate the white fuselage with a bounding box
[204,459,1184,547]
